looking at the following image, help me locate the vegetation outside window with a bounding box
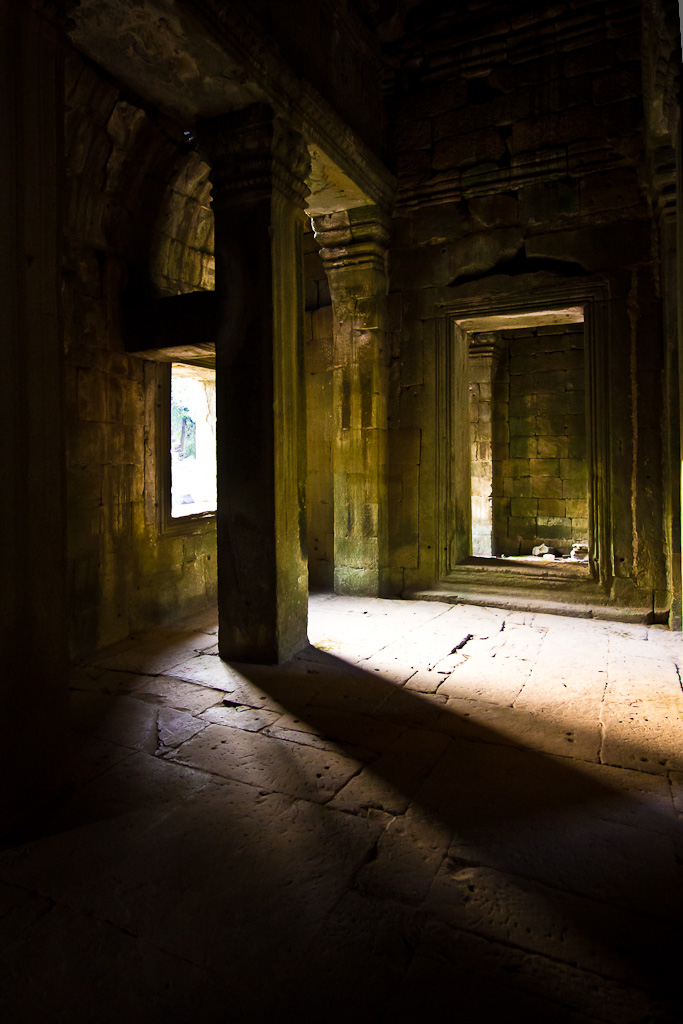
[170,363,217,518]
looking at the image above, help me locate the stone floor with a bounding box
[1,595,682,1023]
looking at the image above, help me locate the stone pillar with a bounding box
[198,106,310,663]
[673,122,683,629]
[312,206,390,596]
[0,1,70,828]
[655,146,682,627]
[469,332,504,557]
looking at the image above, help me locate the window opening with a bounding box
[170,363,216,518]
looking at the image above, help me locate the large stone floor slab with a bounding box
[0,595,681,1022]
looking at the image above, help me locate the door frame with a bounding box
[435,277,611,590]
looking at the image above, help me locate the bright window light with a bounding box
[171,363,216,518]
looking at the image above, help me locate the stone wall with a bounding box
[147,151,214,298]
[387,0,645,212]
[60,1,678,626]
[384,0,669,609]
[492,324,588,556]
[242,0,384,155]
[64,52,217,656]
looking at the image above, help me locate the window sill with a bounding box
[161,510,217,537]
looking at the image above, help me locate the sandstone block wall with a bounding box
[61,0,678,626]
[383,0,669,607]
[65,53,217,656]
[492,324,588,555]
[147,150,214,297]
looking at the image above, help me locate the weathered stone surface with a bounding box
[563,40,616,78]
[199,704,281,732]
[593,66,642,106]
[600,700,683,774]
[6,0,683,1010]
[95,631,217,675]
[168,723,362,802]
[126,676,224,714]
[509,107,602,155]
[70,691,161,752]
[580,166,643,213]
[156,707,205,750]
[355,805,451,901]
[518,179,580,224]
[451,227,524,280]
[443,695,602,759]
[425,858,676,988]
[3,595,683,1021]
[313,206,391,598]
[0,903,231,1022]
[525,221,651,270]
[411,202,469,244]
[432,128,506,172]
[469,193,518,227]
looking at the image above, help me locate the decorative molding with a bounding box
[197,105,311,209]
[469,331,504,363]
[311,205,390,273]
[385,0,640,96]
[395,145,632,210]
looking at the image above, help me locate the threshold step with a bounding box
[402,587,654,623]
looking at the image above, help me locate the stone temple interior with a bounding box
[2,0,683,1020]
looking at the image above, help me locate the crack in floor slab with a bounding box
[450,634,474,654]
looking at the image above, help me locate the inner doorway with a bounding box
[436,282,613,592]
[468,309,589,568]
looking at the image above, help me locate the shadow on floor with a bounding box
[229,644,682,1021]
[0,639,680,1023]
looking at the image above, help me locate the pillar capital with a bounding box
[469,331,505,362]
[471,331,507,372]
[311,204,390,274]
[197,104,311,210]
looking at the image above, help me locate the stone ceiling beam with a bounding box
[67,0,395,217]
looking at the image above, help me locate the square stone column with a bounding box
[199,106,310,663]
[312,206,391,596]
[469,332,505,557]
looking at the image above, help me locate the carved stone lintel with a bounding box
[197,103,311,209]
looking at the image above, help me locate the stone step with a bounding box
[403,585,654,624]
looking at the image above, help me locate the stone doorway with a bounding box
[468,314,590,567]
[436,281,612,593]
